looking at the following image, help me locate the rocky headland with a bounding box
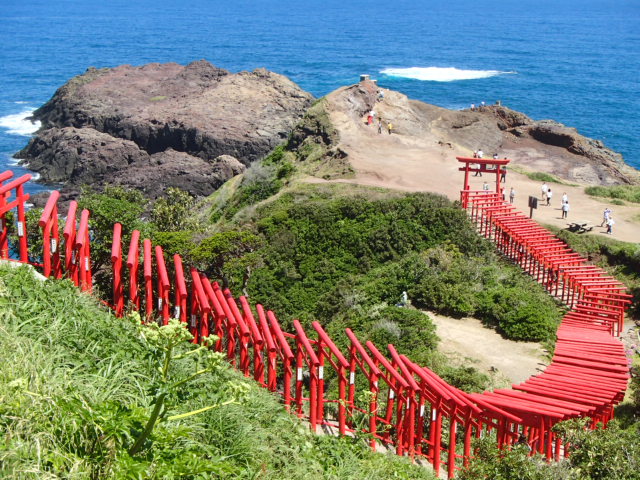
[17,62,639,204]
[17,60,314,198]
[302,80,639,186]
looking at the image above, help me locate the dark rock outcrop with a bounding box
[17,60,314,197]
[482,107,638,185]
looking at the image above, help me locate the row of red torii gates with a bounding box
[0,167,632,478]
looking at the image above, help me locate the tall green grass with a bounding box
[0,265,434,479]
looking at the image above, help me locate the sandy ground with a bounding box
[312,96,640,243]
[427,311,548,385]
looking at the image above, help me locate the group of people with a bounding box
[366,110,393,134]
[541,182,571,218]
[470,101,486,111]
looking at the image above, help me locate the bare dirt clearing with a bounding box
[427,312,548,385]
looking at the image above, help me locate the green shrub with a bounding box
[487,287,559,340]
[585,185,640,204]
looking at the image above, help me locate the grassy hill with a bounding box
[0,264,434,479]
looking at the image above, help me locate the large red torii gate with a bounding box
[458,156,510,208]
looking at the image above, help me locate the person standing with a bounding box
[606,216,615,234]
[562,201,570,219]
[500,166,507,183]
[562,192,568,205]
[509,187,516,204]
[546,188,553,206]
[377,118,383,134]
[541,182,548,201]
[477,149,484,159]
[483,181,490,193]
[387,122,393,134]
[600,208,611,227]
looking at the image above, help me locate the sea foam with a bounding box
[0,109,41,136]
[380,67,516,82]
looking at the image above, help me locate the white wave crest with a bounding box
[380,67,516,82]
[0,109,41,135]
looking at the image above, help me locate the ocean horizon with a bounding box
[1,0,639,196]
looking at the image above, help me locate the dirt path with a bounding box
[427,312,548,385]
[315,90,640,243]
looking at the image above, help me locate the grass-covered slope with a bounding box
[215,183,563,344]
[0,265,434,480]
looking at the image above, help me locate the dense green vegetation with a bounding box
[221,185,562,344]
[459,420,640,480]
[585,184,640,204]
[0,265,434,479]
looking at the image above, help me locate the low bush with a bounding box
[460,420,640,480]
[585,185,640,204]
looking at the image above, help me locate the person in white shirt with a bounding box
[546,188,553,206]
[509,187,516,204]
[483,181,490,193]
[606,216,615,234]
[541,182,548,200]
[477,149,484,158]
[561,201,570,218]
[561,192,568,204]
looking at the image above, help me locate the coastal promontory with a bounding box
[17,60,314,197]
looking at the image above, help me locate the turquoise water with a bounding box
[1,0,639,195]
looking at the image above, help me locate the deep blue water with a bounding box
[1,0,639,196]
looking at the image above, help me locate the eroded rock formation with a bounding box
[17,60,314,197]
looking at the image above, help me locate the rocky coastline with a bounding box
[16,61,639,203]
[17,60,314,199]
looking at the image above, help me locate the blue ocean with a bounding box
[1,0,639,196]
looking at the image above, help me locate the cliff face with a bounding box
[17,60,314,197]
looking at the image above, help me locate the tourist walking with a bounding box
[546,188,553,206]
[500,166,507,183]
[377,118,382,134]
[600,208,612,227]
[387,122,393,134]
[477,149,484,159]
[562,201,570,219]
[562,192,568,205]
[509,187,516,204]
[606,216,615,234]
[483,181,490,193]
[541,182,548,200]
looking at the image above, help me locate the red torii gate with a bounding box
[458,156,510,208]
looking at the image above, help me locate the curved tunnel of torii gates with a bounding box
[458,156,510,207]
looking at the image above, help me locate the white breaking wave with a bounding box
[0,109,41,135]
[380,67,516,82]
